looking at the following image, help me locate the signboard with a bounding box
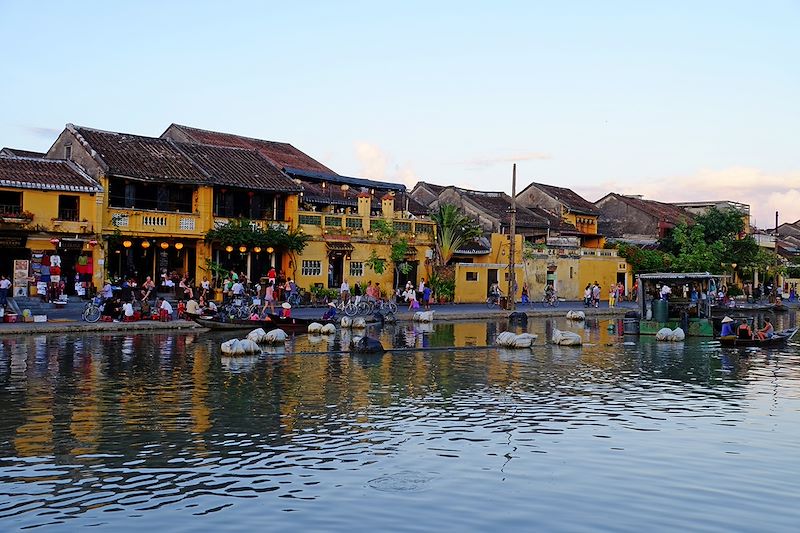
[60,239,85,251]
[0,234,27,248]
[13,259,29,297]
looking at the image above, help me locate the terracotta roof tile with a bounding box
[526,182,598,215]
[0,148,46,158]
[600,193,693,225]
[0,155,101,192]
[175,143,301,192]
[164,124,335,174]
[74,126,206,184]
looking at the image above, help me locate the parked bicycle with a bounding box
[82,296,103,323]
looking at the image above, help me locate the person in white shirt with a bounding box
[101,282,113,299]
[158,298,173,321]
[232,281,245,296]
[122,301,134,320]
[0,275,11,306]
[660,284,672,300]
[340,280,350,302]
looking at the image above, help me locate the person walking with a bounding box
[340,279,350,303]
[261,281,276,316]
[584,284,591,308]
[592,282,600,308]
[608,285,616,308]
[0,275,10,307]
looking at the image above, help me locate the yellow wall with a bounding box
[522,248,630,301]
[454,263,525,303]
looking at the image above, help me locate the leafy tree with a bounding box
[430,203,482,266]
[669,223,725,272]
[364,219,412,288]
[617,243,673,273]
[205,218,310,278]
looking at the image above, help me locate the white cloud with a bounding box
[575,167,800,229]
[354,141,419,187]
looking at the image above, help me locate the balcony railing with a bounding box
[0,204,22,215]
[57,208,79,222]
[106,209,202,235]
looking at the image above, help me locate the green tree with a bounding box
[205,218,310,278]
[617,243,673,273]
[430,203,482,266]
[669,223,725,272]
[364,219,412,289]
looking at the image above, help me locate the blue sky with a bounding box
[1,1,798,226]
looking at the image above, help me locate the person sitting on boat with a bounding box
[756,317,774,340]
[720,316,735,337]
[280,302,292,318]
[737,320,754,340]
[322,301,337,320]
[185,297,200,318]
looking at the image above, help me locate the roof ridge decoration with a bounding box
[66,123,108,172]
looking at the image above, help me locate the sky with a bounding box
[1,1,798,227]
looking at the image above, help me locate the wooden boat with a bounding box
[718,328,797,348]
[194,314,332,334]
[262,312,335,332]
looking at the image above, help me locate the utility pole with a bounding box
[773,210,779,303]
[507,164,517,311]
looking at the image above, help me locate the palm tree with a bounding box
[430,204,482,266]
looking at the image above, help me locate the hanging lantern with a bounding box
[122,240,132,248]
[49,237,60,245]
[174,242,184,250]
[160,242,169,249]
[266,246,274,254]
[88,239,98,247]
[141,240,151,249]
[239,245,247,253]
[253,246,262,253]
[225,245,234,253]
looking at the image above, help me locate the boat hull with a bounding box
[718,329,796,348]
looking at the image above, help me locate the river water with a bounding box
[1,315,799,532]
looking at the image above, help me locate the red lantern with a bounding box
[88,239,98,247]
[49,238,60,245]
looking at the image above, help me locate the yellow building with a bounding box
[453,233,525,303]
[0,154,102,297]
[523,246,630,301]
[160,124,436,296]
[516,182,605,248]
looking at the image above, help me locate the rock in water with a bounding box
[551,329,582,346]
[351,336,385,354]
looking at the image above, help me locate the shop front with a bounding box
[106,238,198,285]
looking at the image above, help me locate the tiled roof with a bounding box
[600,193,692,225]
[0,155,102,192]
[525,182,598,215]
[72,125,207,184]
[0,148,46,158]
[456,188,577,232]
[164,124,336,174]
[175,143,301,192]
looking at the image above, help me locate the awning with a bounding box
[404,246,418,257]
[326,241,354,253]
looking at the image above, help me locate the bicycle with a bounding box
[374,299,398,315]
[222,296,251,320]
[82,296,102,323]
[542,292,559,307]
[486,293,502,309]
[335,298,359,317]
